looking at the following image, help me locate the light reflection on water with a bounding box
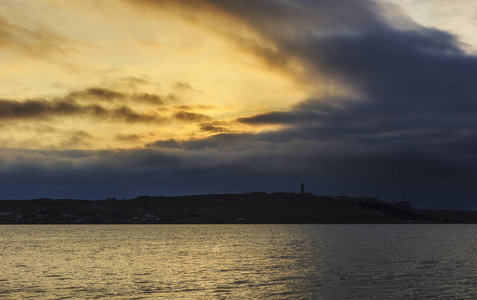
[1,224,477,299]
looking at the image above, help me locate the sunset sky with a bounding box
[1,0,477,209]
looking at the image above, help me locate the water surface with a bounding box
[1,224,476,299]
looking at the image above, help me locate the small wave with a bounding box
[177,287,208,293]
[213,288,232,294]
[232,280,250,285]
[132,272,152,276]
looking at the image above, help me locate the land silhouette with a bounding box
[1,192,476,224]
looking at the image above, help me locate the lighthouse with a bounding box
[300,182,304,194]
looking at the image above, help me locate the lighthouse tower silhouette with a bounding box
[300,182,304,194]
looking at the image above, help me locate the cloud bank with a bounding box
[1,0,477,209]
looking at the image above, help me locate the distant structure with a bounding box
[300,182,304,194]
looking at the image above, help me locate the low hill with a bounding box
[0,193,475,224]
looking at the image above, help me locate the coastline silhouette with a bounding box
[0,190,472,224]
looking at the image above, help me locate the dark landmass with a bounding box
[1,193,476,224]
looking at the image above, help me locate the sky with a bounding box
[1,0,477,209]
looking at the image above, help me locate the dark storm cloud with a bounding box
[200,0,477,126]
[0,141,308,199]
[166,0,477,209]
[237,111,313,125]
[230,76,477,209]
[177,133,262,151]
[235,24,477,150]
[1,128,475,208]
[0,98,164,123]
[156,0,477,208]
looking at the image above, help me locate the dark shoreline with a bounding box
[1,193,476,224]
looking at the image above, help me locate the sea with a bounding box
[1,224,476,299]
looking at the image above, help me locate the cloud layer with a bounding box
[1,0,477,209]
